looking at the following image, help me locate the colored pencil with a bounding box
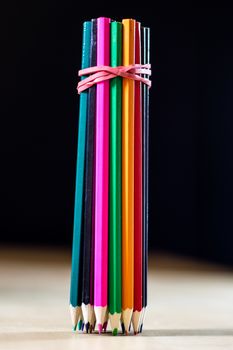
[90,150,96,333]
[77,310,84,331]
[103,309,109,332]
[132,21,143,335]
[122,18,135,334]
[109,21,122,336]
[140,26,150,333]
[81,18,97,334]
[71,17,150,336]
[94,17,111,334]
[70,21,91,331]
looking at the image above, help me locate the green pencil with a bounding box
[109,21,122,336]
[70,21,91,330]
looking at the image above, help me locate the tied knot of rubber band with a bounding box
[77,64,151,94]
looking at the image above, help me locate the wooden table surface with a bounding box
[0,247,233,350]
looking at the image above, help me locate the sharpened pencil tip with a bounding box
[113,328,118,336]
[98,324,103,334]
[121,322,125,334]
[103,321,107,332]
[125,330,129,336]
[140,324,143,333]
[78,320,83,331]
[82,322,85,331]
[72,324,77,332]
[85,322,90,333]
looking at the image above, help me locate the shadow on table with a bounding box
[142,329,233,337]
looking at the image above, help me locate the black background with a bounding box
[1,3,233,264]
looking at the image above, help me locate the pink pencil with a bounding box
[94,17,110,334]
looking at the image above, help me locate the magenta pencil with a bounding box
[94,17,110,334]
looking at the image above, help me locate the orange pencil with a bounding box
[122,18,135,334]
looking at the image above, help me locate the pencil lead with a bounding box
[121,322,125,334]
[72,324,77,332]
[113,328,118,336]
[140,324,143,333]
[78,320,83,331]
[98,324,103,334]
[129,323,131,332]
[81,322,85,331]
[85,322,90,333]
[69,305,81,329]
[103,321,107,332]
[90,320,95,333]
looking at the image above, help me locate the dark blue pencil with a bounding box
[140,26,150,333]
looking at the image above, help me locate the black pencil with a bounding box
[81,18,97,334]
[140,26,150,332]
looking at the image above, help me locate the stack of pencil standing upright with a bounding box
[70,17,151,336]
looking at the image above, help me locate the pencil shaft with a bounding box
[94,17,110,307]
[109,21,122,315]
[134,21,143,312]
[82,18,97,306]
[142,27,150,309]
[122,18,135,311]
[70,21,91,308]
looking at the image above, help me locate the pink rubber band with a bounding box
[77,64,151,94]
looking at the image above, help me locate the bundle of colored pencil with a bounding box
[70,17,150,336]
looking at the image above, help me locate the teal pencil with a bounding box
[70,21,92,331]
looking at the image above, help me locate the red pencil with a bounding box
[132,21,143,334]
